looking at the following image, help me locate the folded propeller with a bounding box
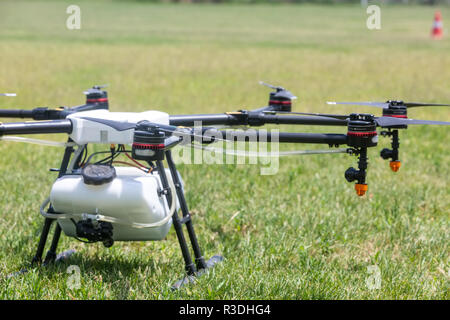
[273,111,450,128]
[82,84,109,96]
[259,81,297,101]
[327,100,450,109]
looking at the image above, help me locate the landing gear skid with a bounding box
[157,151,224,289]
[54,249,76,263]
[25,145,221,289]
[7,249,76,279]
[172,255,224,290]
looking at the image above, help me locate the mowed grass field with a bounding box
[0,0,449,299]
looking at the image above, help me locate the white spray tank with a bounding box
[50,166,181,242]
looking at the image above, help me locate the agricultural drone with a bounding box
[0,83,449,288]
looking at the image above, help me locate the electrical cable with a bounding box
[124,150,150,170]
[184,142,348,157]
[0,136,75,147]
[112,161,150,173]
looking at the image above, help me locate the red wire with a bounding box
[112,161,150,173]
[81,145,152,173]
[124,151,149,170]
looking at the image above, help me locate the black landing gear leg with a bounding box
[156,151,223,290]
[32,142,77,266]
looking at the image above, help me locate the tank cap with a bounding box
[81,164,116,185]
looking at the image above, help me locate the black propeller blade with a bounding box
[259,81,284,91]
[401,102,450,108]
[327,101,450,109]
[272,111,450,127]
[374,117,450,127]
[327,101,388,108]
[83,84,108,95]
[259,81,297,100]
[270,111,349,120]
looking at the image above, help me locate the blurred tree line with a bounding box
[131,0,450,4]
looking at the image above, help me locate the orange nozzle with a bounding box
[355,183,368,197]
[389,160,401,172]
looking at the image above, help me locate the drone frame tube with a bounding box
[0,109,34,118]
[216,130,348,146]
[0,103,108,121]
[169,112,347,127]
[0,120,73,136]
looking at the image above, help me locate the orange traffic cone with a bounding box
[431,11,443,39]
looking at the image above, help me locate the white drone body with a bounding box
[67,109,170,145]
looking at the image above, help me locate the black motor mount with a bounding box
[132,121,181,162]
[380,129,401,172]
[381,101,408,129]
[132,122,167,161]
[345,114,378,196]
[346,113,378,148]
[268,90,293,112]
[84,85,109,109]
[259,82,296,112]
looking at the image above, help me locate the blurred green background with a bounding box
[0,0,448,299]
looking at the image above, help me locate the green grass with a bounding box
[0,0,449,299]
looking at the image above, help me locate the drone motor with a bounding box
[132,121,182,162]
[346,113,378,148]
[268,90,293,112]
[84,85,109,109]
[382,102,408,119]
[132,121,166,161]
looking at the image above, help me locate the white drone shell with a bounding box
[67,109,170,145]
